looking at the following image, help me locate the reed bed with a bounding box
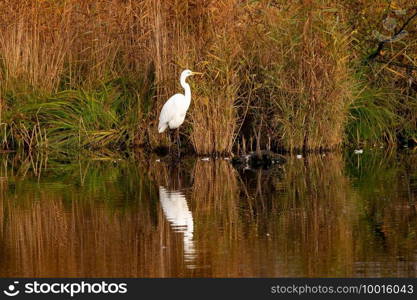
[238,2,353,152]
[0,0,415,154]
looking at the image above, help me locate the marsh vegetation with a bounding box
[0,0,416,155]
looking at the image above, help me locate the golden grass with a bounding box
[0,1,71,91]
[0,0,152,91]
[0,0,415,153]
[238,2,354,152]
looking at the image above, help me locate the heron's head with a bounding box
[181,69,202,79]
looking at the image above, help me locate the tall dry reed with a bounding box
[0,1,72,91]
[0,0,153,91]
[239,2,354,152]
[1,0,414,154]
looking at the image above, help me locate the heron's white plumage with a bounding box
[158,93,188,133]
[158,69,200,133]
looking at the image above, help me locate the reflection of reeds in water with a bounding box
[146,159,247,276]
[188,154,358,277]
[191,160,240,224]
[0,181,159,277]
[273,153,358,277]
[0,153,416,277]
[345,151,417,276]
[190,160,246,276]
[0,158,195,277]
[144,155,417,277]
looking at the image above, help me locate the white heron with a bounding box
[158,69,202,151]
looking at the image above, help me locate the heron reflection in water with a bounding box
[159,186,196,267]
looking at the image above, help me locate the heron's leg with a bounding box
[176,128,180,157]
[165,128,172,154]
[168,131,171,152]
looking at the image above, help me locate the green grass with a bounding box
[346,85,400,147]
[1,79,145,152]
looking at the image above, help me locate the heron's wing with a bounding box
[158,93,184,133]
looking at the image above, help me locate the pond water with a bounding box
[0,150,416,277]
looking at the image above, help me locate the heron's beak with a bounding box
[191,71,203,76]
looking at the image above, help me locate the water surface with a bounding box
[0,151,416,277]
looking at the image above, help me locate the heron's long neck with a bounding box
[181,77,191,108]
